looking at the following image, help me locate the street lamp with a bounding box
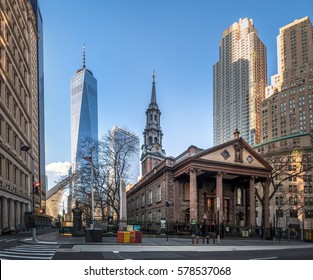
[21,145,37,242]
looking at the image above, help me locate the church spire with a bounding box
[141,72,166,176]
[150,70,157,105]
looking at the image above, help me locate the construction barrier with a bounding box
[135,231,142,243]
[117,231,124,243]
[123,231,130,243]
[116,231,142,243]
[130,231,136,243]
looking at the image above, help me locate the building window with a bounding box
[290,210,297,218]
[156,210,161,222]
[141,193,145,207]
[157,185,161,202]
[149,190,153,205]
[148,212,152,222]
[136,197,139,209]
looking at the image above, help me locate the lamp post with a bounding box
[21,145,37,242]
[203,213,208,237]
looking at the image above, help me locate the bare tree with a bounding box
[68,128,139,224]
[256,149,312,229]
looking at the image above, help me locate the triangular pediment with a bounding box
[196,138,271,170]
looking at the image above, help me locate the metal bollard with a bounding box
[207,237,209,244]
[192,238,194,244]
[213,238,215,244]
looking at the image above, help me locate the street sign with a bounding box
[160,218,166,229]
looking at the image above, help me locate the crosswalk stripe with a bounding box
[0,253,52,260]
[0,244,59,260]
[1,251,54,256]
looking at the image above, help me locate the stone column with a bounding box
[0,197,2,229]
[249,176,256,228]
[173,179,180,222]
[189,168,198,222]
[216,172,223,223]
[2,197,8,228]
[9,199,15,227]
[264,179,270,237]
[15,201,21,226]
[21,203,26,227]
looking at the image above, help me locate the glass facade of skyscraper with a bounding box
[70,67,98,168]
[213,18,267,146]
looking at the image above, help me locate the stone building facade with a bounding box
[0,0,42,231]
[255,133,313,237]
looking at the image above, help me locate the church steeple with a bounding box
[150,70,157,104]
[141,71,166,176]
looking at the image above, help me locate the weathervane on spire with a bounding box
[153,69,155,82]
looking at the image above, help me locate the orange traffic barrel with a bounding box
[117,231,124,243]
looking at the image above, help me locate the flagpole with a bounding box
[91,165,94,229]
[83,156,94,229]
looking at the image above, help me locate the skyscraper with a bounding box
[213,18,267,146]
[70,46,98,169]
[111,126,140,186]
[261,17,313,141]
[141,72,166,176]
[256,16,313,235]
[0,0,42,229]
[30,0,46,212]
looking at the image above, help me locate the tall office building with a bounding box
[30,0,46,212]
[111,126,140,186]
[0,0,43,230]
[257,17,313,236]
[261,17,313,141]
[70,46,98,169]
[213,18,267,146]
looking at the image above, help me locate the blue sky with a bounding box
[40,0,313,188]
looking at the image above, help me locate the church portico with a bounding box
[173,164,270,234]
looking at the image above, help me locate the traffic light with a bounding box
[34,182,40,195]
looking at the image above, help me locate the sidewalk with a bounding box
[22,229,313,252]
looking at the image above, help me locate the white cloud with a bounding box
[46,162,71,189]
[46,161,71,176]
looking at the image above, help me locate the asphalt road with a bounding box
[52,248,313,260]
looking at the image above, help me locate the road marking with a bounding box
[0,244,59,260]
[250,257,278,260]
[113,251,132,260]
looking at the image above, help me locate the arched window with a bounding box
[154,137,158,144]
[148,136,152,145]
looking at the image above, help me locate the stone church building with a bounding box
[126,74,272,236]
